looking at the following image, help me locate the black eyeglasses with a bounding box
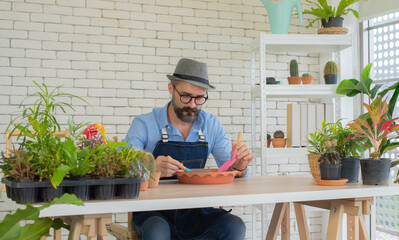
[172,84,208,105]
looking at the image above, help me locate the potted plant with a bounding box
[306,122,329,178]
[1,81,87,203]
[288,59,301,84]
[267,134,272,148]
[318,140,342,180]
[336,63,399,182]
[303,0,368,34]
[272,130,287,148]
[324,60,339,84]
[301,73,314,85]
[344,96,399,185]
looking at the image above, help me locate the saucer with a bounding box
[314,178,348,186]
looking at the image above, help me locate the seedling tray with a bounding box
[2,177,144,204]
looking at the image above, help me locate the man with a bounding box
[124,58,254,240]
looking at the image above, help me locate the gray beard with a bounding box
[171,100,200,123]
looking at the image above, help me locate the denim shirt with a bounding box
[123,102,232,167]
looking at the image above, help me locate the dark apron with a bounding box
[133,128,228,239]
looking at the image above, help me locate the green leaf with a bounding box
[361,63,373,81]
[38,193,84,211]
[51,165,71,188]
[355,77,373,97]
[336,79,359,95]
[370,84,383,99]
[0,205,40,240]
[16,218,52,240]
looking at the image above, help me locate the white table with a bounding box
[39,175,399,240]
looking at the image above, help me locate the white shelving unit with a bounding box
[249,32,355,240]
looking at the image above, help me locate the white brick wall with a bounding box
[0,0,322,239]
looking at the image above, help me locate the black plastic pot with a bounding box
[360,158,391,185]
[322,17,344,28]
[319,164,342,180]
[13,187,38,204]
[41,186,64,202]
[117,178,143,199]
[66,185,90,201]
[324,74,338,84]
[92,178,115,200]
[340,157,360,183]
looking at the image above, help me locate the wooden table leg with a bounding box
[266,202,289,240]
[359,216,370,240]
[98,215,113,240]
[293,203,310,240]
[326,202,344,240]
[281,203,290,240]
[69,218,83,240]
[347,215,359,240]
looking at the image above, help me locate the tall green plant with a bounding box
[6,81,87,188]
[336,63,399,120]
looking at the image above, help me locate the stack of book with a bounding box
[287,103,334,147]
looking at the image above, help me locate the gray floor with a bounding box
[376,230,399,240]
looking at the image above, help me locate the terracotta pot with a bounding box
[271,138,286,148]
[267,139,271,148]
[287,76,301,84]
[301,76,314,85]
[149,171,161,188]
[140,180,149,191]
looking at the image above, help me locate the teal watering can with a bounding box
[260,0,303,34]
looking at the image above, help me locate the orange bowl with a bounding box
[176,168,239,184]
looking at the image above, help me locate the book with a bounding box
[307,104,316,135]
[325,103,335,123]
[316,103,325,130]
[300,103,308,147]
[287,103,301,147]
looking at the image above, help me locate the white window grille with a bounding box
[363,11,399,235]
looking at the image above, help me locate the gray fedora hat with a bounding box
[167,58,215,90]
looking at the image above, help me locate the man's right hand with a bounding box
[155,155,182,178]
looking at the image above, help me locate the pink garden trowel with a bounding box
[218,132,243,172]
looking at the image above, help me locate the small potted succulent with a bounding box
[318,140,342,180]
[272,130,287,148]
[324,60,339,84]
[288,59,301,84]
[301,73,314,85]
[267,134,272,148]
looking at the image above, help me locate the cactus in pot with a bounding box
[272,130,286,148]
[288,59,301,84]
[324,60,339,84]
[301,72,314,85]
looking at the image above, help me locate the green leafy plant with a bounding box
[0,193,83,240]
[318,140,341,165]
[290,59,299,77]
[0,148,36,181]
[344,96,399,160]
[302,73,312,77]
[303,0,368,28]
[336,63,399,119]
[267,134,271,139]
[5,81,87,188]
[306,120,365,156]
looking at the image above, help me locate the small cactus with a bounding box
[273,130,284,138]
[318,140,341,165]
[324,60,339,75]
[289,59,299,77]
[302,73,312,77]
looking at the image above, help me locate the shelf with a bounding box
[253,147,308,158]
[251,84,339,98]
[251,33,352,53]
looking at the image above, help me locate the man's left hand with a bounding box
[231,140,254,175]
